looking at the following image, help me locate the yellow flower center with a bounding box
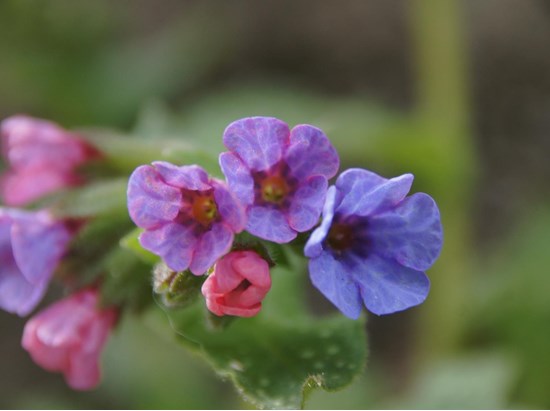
[192,194,218,227]
[261,175,289,204]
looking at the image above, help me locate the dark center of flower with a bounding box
[326,223,355,252]
[260,175,289,204]
[192,194,218,227]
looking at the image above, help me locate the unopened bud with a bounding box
[153,263,205,308]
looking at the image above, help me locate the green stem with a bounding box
[409,0,478,358]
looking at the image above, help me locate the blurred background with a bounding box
[1,0,550,408]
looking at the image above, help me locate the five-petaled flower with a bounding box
[202,250,271,317]
[304,169,443,318]
[0,115,100,206]
[127,161,245,275]
[220,117,339,243]
[0,208,72,316]
[22,288,117,390]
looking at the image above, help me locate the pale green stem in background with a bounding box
[410,0,478,359]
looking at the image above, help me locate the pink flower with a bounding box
[21,289,117,390]
[201,250,271,317]
[1,115,100,206]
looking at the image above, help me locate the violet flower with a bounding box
[220,117,339,243]
[0,208,72,316]
[305,169,443,318]
[1,115,100,206]
[22,288,117,390]
[127,162,245,275]
[202,250,271,317]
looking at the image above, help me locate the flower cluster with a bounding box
[1,113,442,393]
[127,116,443,320]
[0,116,115,390]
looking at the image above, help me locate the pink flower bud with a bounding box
[21,289,116,391]
[1,115,100,206]
[201,250,271,317]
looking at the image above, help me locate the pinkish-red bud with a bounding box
[0,115,100,206]
[21,288,116,390]
[201,250,271,317]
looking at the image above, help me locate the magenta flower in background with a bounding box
[127,162,245,275]
[220,117,339,243]
[22,288,117,391]
[202,250,271,317]
[0,115,100,206]
[0,208,72,316]
[305,169,443,318]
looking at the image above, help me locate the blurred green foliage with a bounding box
[1,0,549,409]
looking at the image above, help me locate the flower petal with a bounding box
[288,175,327,233]
[11,213,71,285]
[189,223,233,275]
[246,206,297,243]
[66,352,101,390]
[308,252,363,319]
[369,193,443,271]
[127,165,182,230]
[284,125,339,180]
[0,263,48,316]
[152,162,210,191]
[219,152,254,207]
[212,179,246,232]
[304,186,340,258]
[336,169,413,217]
[352,254,430,315]
[0,169,75,207]
[139,223,197,272]
[223,117,289,171]
[2,115,91,172]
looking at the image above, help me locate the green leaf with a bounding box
[161,260,367,409]
[80,129,221,177]
[101,247,154,312]
[47,178,128,218]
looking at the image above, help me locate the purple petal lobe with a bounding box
[219,152,254,206]
[285,125,339,180]
[246,206,297,243]
[152,162,210,191]
[369,193,443,271]
[352,254,430,315]
[0,265,48,316]
[308,252,363,319]
[304,186,339,258]
[189,224,233,275]
[336,169,413,217]
[127,165,182,230]
[223,117,289,171]
[212,180,246,233]
[288,175,327,232]
[139,223,197,272]
[11,214,71,284]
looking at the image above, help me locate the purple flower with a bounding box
[0,208,72,316]
[304,169,443,318]
[220,117,339,243]
[127,161,246,275]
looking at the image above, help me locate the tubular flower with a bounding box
[304,169,443,318]
[21,288,117,391]
[0,115,100,206]
[201,250,271,317]
[220,117,339,243]
[127,161,246,275]
[0,208,72,316]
